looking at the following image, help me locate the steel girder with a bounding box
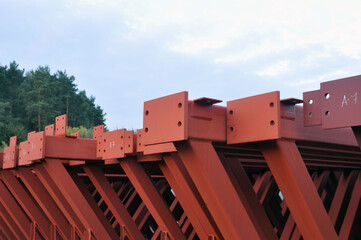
[0,76,361,239]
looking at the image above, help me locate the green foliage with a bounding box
[0,141,7,152]
[0,61,106,146]
[66,126,93,139]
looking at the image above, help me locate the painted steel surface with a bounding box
[0,75,361,239]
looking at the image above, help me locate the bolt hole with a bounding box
[139,134,141,137]
[325,111,330,116]
[309,99,313,104]
[229,110,233,115]
[270,120,275,126]
[309,112,312,118]
[145,128,148,133]
[104,139,106,142]
[98,149,100,152]
[178,103,182,108]
[121,136,123,139]
[103,149,106,152]
[178,121,182,127]
[128,144,130,147]
[230,126,234,131]
[128,136,130,139]
[325,93,330,99]
[145,110,149,116]
[121,147,123,150]
[270,102,274,107]
[139,143,141,146]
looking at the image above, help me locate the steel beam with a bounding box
[43,159,118,240]
[328,171,357,228]
[175,139,268,240]
[0,205,18,239]
[218,152,278,240]
[161,153,222,239]
[339,172,361,239]
[67,168,122,240]
[260,139,338,240]
[0,180,31,239]
[0,170,52,239]
[16,167,72,239]
[84,165,144,240]
[34,164,86,237]
[120,157,186,240]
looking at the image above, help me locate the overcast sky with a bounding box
[1,0,361,130]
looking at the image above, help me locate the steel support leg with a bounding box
[34,164,86,237]
[0,207,18,239]
[0,180,31,239]
[1,170,51,239]
[120,157,186,240]
[260,139,338,240]
[16,167,72,239]
[43,158,118,240]
[161,153,222,239]
[329,171,357,228]
[218,152,278,240]
[175,140,269,240]
[339,172,361,240]
[84,165,144,240]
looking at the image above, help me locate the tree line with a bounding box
[0,61,106,147]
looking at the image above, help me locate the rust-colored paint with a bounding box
[1,75,361,239]
[227,91,281,144]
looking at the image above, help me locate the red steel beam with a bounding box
[260,139,338,240]
[43,158,118,240]
[119,157,186,240]
[67,168,122,240]
[0,205,19,239]
[34,164,86,237]
[339,172,361,239]
[0,180,31,239]
[84,165,144,240]
[16,167,72,239]
[0,170,52,239]
[160,155,222,240]
[328,171,357,227]
[175,139,271,240]
[217,152,278,240]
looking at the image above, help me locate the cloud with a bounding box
[2,0,361,129]
[257,61,290,77]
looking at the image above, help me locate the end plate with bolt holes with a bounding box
[321,75,361,129]
[3,136,18,169]
[143,91,188,145]
[55,114,67,136]
[19,131,45,165]
[303,75,361,129]
[227,91,281,144]
[303,90,322,126]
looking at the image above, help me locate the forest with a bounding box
[0,61,106,149]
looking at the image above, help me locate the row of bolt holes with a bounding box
[144,102,183,133]
[228,102,276,132]
[308,93,330,118]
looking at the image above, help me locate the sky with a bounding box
[1,0,361,130]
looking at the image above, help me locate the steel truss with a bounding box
[0,76,361,239]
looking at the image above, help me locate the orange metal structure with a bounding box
[0,76,361,239]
